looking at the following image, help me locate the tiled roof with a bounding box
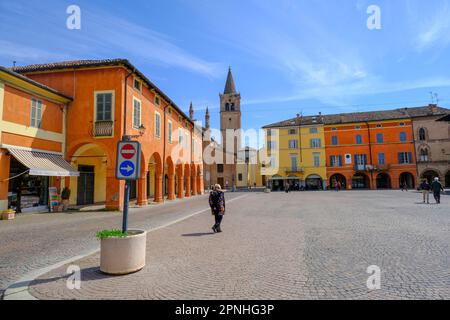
[0,66,72,101]
[437,114,450,121]
[11,59,192,124]
[263,105,450,128]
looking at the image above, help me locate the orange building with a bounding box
[0,66,76,212]
[324,109,417,190]
[12,59,204,210]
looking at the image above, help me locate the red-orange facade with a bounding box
[14,60,204,210]
[325,119,417,190]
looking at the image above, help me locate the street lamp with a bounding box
[123,125,146,141]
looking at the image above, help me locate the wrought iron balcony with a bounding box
[94,121,114,137]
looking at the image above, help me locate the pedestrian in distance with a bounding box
[431,177,444,204]
[401,181,408,192]
[419,179,431,204]
[334,181,340,192]
[209,184,226,233]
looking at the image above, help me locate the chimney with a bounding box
[429,103,438,113]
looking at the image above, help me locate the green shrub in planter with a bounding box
[96,229,129,239]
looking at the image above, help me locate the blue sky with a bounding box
[1,0,450,137]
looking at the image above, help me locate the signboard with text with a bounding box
[115,141,141,180]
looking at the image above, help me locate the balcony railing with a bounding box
[284,167,305,174]
[355,164,367,171]
[374,164,390,171]
[94,121,114,137]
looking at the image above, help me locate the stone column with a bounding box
[191,172,197,196]
[185,175,191,197]
[177,174,184,199]
[168,174,175,200]
[154,173,163,203]
[137,172,148,206]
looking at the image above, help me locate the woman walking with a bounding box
[209,184,226,233]
[419,179,431,204]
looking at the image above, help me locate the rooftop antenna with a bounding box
[429,91,435,104]
[434,93,439,105]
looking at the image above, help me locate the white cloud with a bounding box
[0,3,222,77]
[412,2,450,52]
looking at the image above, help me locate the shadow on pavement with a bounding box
[182,232,215,237]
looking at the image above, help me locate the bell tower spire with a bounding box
[189,101,194,120]
[205,106,210,129]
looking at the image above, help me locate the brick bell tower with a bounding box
[219,67,241,188]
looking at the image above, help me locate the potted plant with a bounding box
[97,229,147,275]
[61,187,71,211]
[1,209,16,220]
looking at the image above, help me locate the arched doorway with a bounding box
[148,152,163,202]
[70,143,109,206]
[329,174,346,190]
[306,174,323,190]
[399,172,415,189]
[376,173,391,189]
[421,170,439,184]
[352,173,370,189]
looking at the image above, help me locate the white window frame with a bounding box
[313,153,321,167]
[155,111,161,138]
[168,120,173,144]
[311,138,321,148]
[30,98,43,128]
[178,128,183,145]
[288,140,298,149]
[94,91,115,122]
[132,97,141,129]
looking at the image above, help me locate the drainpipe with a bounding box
[411,119,420,186]
[121,68,134,232]
[162,104,167,203]
[123,69,135,140]
[365,121,374,189]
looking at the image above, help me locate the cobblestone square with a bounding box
[21,190,450,300]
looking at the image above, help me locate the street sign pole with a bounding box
[116,139,141,234]
[122,180,130,233]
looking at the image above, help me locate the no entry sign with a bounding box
[116,141,141,180]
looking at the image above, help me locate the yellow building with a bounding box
[263,115,327,191]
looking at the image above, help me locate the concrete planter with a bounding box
[1,210,15,220]
[100,230,147,275]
